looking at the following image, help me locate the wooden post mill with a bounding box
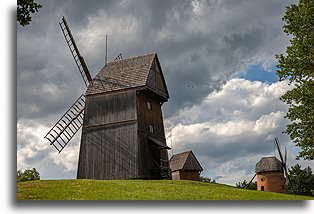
[77,53,171,180]
[45,17,172,181]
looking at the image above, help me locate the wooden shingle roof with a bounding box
[86,53,169,100]
[255,157,283,173]
[169,150,203,172]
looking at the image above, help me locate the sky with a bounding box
[16,0,313,187]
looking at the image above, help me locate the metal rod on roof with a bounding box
[105,34,108,65]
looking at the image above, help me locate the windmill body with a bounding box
[255,157,287,193]
[78,53,171,179]
[45,17,171,180]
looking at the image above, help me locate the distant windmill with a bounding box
[245,138,293,194]
[44,17,171,180]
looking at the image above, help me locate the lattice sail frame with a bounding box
[59,16,92,86]
[44,94,85,153]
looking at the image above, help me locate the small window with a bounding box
[282,185,285,190]
[147,101,152,110]
[149,124,154,133]
[261,178,264,182]
[261,186,264,191]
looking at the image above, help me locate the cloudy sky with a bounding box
[17,0,313,186]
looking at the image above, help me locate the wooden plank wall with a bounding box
[83,90,137,127]
[78,122,138,179]
[182,153,203,171]
[136,91,169,178]
[146,59,168,99]
[77,90,139,179]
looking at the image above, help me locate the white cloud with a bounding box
[165,78,298,185]
[48,140,80,172]
[17,120,50,170]
[169,78,293,124]
[17,119,80,177]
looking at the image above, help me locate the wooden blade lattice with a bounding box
[59,17,92,87]
[44,94,85,153]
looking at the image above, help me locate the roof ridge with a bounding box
[172,150,192,156]
[106,52,156,64]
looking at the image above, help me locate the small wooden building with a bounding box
[77,53,171,180]
[255,157,287,193]
[169,150,203,181]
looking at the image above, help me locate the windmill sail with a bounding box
[274,138,294,192]
[59,16,92,86]
[45,94,85,153]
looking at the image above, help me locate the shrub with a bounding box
[17,168,40,182]
[200,176,216,183]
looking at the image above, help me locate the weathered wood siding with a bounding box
[137,91,165,139]
[171,171,200,181]
[83,90,137,126]
[146,59,168,100]
[136,90,169,179]
[182,153,203,171]
[179,171,201,181]
[171,171,181,180]
[77,90,139,179]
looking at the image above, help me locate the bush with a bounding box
[236,180,257,190]
[17,168,40,182]
[200,176,216,183]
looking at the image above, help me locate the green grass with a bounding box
[17,179,313,200]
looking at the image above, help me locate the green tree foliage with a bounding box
[17,168,40,182]
[199,176,216,183]
[17,0,42,26]
[275,0,314,160]
[288,164,313,196]
[235,180,257,190]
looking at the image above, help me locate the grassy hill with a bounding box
[17,179,313,200]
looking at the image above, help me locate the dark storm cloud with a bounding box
[18,0,290,120]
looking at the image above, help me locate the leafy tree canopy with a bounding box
[276,0,314,160]
[17,0,42,26]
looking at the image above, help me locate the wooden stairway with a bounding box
[151,159,171,180]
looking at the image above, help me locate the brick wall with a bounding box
[257,171,287,194]
[179,171,200,181]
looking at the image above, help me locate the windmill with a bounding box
[245,138,292,193]
[44,17,171,180]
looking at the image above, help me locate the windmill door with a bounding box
[149,143,162,179]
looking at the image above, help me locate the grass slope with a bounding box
[17,179,313,200]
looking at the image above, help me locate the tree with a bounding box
[17,168,40,182]
[275,0,313,160]
[288,164,313,196]
[235,180,257,190]
[17,0,42,27]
